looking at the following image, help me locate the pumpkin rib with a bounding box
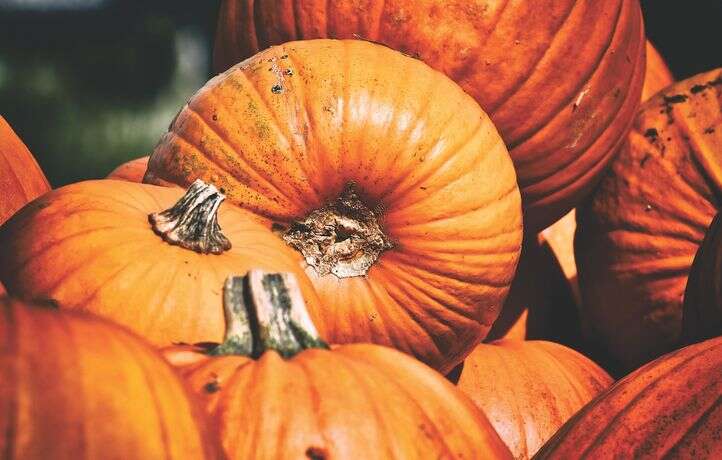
[292,355,332,452]
[580,342,720,455]
[495,345,532,456]
[1,306,18,459]
[533,344,589,407]
[654,393,722,459]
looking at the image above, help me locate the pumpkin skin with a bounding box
[535,336,722,459]
[457,339,612,459]
[0,297,218,459]
[0,115,51,225]
[642,41,674,101]
[575,68,722,371]
[146,39,522,373]
[212,1,646,231]
[107,155,150,182]
[0,179,321,346]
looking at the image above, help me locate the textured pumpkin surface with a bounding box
[682,212,722,344]
[107,156,150,182]
[146,39,522,372]
[212,1,646,231]
[575,69,722,371]
[642,41,674,101]
[0,115,51,225]
[165,343,512,459]
[0,298,217,459]
[535,336,722,459]
[0,179,320,346]
[457,339,612,459]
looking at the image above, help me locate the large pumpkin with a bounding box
[211,1,646,231]
[535,335,722,458]
[575,68,722,371]
[0,115,50,225]
[107,155,150,182]
[457,339,612,459]
[164,270,512,459]
[145,39,522,372]
[0,179,320,346]
[0,297,218,459]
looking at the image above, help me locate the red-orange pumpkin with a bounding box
[145,39,522,372]
[0,179,320,347]
[457,339,612,459]
[211,0,646,231]
[575,68,722,371]
[535,336,722,458]
[107,155,150,182]
[164,270,513,459]
[0,297,218,459]
[0,115,50,225]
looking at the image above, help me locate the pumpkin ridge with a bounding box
[532,343,589,415]
[663,395,722,457]
[1,306,18,459]
[292,354,331,454]
[579,341,722,454]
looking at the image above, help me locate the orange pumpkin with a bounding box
[0,179,320,347]
[211,1,646,231]
[535,336,722,458]
[642,41,674,101]
[682,212,722,344]
[107,155,150,182]
[457,339,612,459]
[0,115,50,225]
[575,69,722,371]
[146,39,522,372]
[164,270,513,459]
[0,297,218,459]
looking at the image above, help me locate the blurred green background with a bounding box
[0,0,719,187]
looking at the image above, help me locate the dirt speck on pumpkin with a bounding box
[644,128,659,140]
[306,447,327,460]
[663,94,688,104]
[271,84,283,94]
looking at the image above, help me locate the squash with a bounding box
[0,297,218,459]
[145,39,522,373]
[0,115,51,225]
[682,212,722,344]
[535,336,722,458]
[211,1,646,231]
[575,68,722,371]
[163,270,513,459]
[457,339,612,459]
[0,179,320,347]
[107,156,150,182]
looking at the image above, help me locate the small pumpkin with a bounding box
[0,297,218,459]
[575,68,722,371]
[107,155,150,182]
[211,0,646,231]
[535,336,722,458]
[146,39,522,372]
[164,270,512,459]
[681,212,722,344]
[457,339,612,459]
[0,179,320,346]
[0,115,51,225]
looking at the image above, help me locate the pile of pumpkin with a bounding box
[1,1,721,458]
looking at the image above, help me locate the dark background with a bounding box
[0,0,719,187]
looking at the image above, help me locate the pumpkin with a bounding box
[681,212,722,344]
[0,297,218,459]
[145,39,522,373]
[0,179,320,347]
[0,115,51,225]
[457,339,612,459]
[642,41,674,101]
[211,0,646,231]
[575,68,722,371]
[535,336,722,458]
[164,270,513,459]
[107,155,150,182]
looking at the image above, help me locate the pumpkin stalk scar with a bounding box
[282,183,394,278]
[149,179,232,254]
[211,270,328,358]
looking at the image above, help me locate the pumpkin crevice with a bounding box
[148,179,231,254]
[211,270,329,358]
[282,183,393,278]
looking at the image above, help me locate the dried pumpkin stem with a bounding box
[211,270,328,358]
[149,179,231,254]
[282,183,393,278]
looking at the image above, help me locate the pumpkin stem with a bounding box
[282,183,393,278]
[149,179,231,254]
[211,270,328,358]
